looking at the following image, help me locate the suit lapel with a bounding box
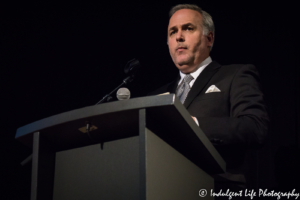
[183,61,221,108]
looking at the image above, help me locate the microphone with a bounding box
[95,59,139,105]
[124,58,140,75]
[116,88,131,100]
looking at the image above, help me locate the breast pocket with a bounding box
[189,92,229,117]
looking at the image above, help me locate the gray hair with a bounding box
[169,4,215,51]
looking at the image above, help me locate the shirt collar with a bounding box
[179,56,212,83]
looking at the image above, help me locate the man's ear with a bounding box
[206,31,214,47]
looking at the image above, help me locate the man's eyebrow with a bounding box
[168,26,177,32]
[168,23,195,32]
[182,23,195,27]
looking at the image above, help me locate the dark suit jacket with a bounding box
[149,61,269,181]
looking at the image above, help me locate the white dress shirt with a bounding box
[178,56,212,87]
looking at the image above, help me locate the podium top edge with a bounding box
[15,94,177,139]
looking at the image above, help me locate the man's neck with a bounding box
[180,56,212,75]
[178,56,212,86]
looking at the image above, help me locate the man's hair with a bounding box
[169,4,215,51]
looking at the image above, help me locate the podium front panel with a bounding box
[53,136,140,200]
[146,128,214,200]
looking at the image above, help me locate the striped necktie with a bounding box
[176,74,194,103]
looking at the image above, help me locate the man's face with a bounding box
[168,9,213,74]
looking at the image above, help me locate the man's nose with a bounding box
[176,30,184,42]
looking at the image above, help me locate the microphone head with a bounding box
[117,88,131,100]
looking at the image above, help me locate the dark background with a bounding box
[1,0,299,199]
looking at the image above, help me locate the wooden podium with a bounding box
[16,94,225,200]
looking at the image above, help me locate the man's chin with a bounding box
[175,56,189,64]
[175,60,197,73]
[175,64,191,73]
[176,60,191,66]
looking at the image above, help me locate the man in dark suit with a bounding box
[149,4,269,189]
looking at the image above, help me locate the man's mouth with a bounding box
[176,46,187,51]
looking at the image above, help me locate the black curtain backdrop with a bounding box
[1,1,299,199]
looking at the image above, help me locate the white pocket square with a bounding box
[205,85,221,93]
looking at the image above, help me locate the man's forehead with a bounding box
[168,9,202,29]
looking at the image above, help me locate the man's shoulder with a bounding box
[218,63,256,70]
[216,63,258,76]
[203,61,256,72]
